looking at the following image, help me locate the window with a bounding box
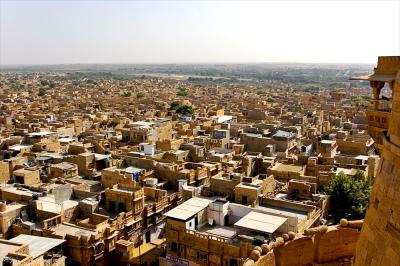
[118,202,126,212]
[14,175,24,184]
[171,242,178,252]
[108,201,115,212]
[242,195,248,205]
[229,259,238,266]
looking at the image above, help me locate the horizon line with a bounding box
[0,60,376,68]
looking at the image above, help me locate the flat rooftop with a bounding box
[164,197,213,221]
[0,241,21,261]
[0,203,26,214]
[28,131,56,137]
[10,234,65,259]
[234,211,287,234]
[9,144,32,151]
[66,177,101,186]
[271,163,304,173]
[51,162,76,170]
[198,225,238,239]
[1,186,35,197]
[52,223,96,237]
[273,130,294,139]
[257,205,308,220]
[236,182,261,190]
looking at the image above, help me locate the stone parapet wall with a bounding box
[246,222,362,266]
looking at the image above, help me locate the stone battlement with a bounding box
[245,221,362,266]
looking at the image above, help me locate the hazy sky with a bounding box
[0,0,399,65]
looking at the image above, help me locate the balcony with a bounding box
[132,189,144,200]
[366,100,391,150]
[42,214,62,229]
[367,100,391,127]
[369,99,392,112]
[153,197,168,212]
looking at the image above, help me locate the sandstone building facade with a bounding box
[353,57,400,265]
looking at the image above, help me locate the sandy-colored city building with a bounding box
[0,54,398,266]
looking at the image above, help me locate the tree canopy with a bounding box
[170,101,193,115]
[40,79,49,86]
[325,171,373,223]
[38,87,46,97]
[176,105,193,116]
[169,101,181,111]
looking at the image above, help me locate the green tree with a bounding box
[267,96,275,103]
[325,171,373,222]
[40,79,49,86]
[170,101,181,111]
[176,105,193,116]
[351,95,371,104]
[136,92,144,98]
[38,87,46,97]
